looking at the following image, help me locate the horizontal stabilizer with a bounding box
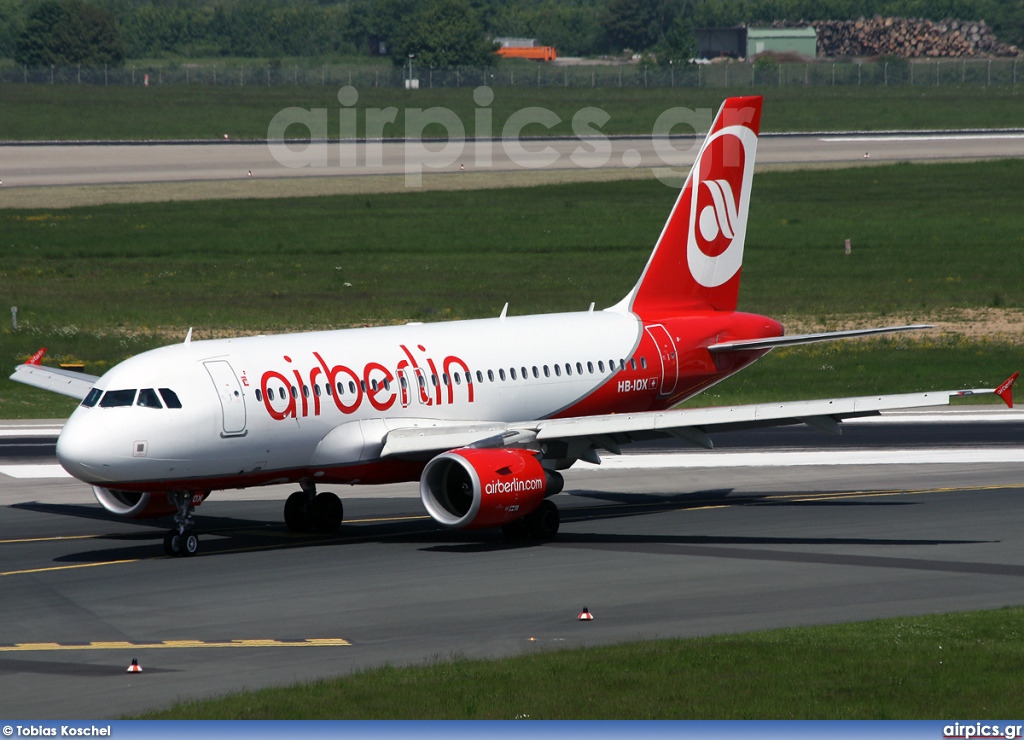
[708,324,932,353]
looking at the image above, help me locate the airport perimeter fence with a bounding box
[1,58,1021,89]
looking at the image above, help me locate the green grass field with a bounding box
[1,84,1023,140]
[3,159,1022,418]
[140,606,1024,718]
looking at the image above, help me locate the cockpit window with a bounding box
[99,389,137,407]
[137,388,163,408]
[158,388,182,409]
[81,388,102,407]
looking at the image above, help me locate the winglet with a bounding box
[995,372,1018,408]
[26,347,46,365]
[184,328,193,345]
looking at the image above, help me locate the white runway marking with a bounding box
[820,133,1024,142]
[578,448,1024,471]
[0,465,71,479]
[0,426,64,437]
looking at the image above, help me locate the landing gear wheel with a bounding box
[501,518,530,541]
[312,492,344,534]
[526,500,560,541]
[163,530,181,556]
[181,529,199,557]
[284,490,313,532]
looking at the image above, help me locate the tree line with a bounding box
[0,0,1020,68]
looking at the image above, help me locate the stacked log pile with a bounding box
[769,18,1019,57]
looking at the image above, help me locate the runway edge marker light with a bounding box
[127,658,142,673]
[578,607,593,621]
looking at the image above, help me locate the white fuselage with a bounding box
[56,308,651,492]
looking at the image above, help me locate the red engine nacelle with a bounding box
[92,486,208,519]
[419,448,563,529]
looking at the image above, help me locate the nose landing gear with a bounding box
[163,491,201,557]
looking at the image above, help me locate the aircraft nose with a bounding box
[56,414,111,483]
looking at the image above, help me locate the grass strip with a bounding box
[138,606,1024,718]
[2,85,1023,141]
[3,160,1022,418]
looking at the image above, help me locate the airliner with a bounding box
[11,96,1017,557]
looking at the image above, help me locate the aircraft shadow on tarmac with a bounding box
[8,488,992,567]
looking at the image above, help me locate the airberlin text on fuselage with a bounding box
[259,344,473,421]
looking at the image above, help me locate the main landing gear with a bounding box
[284,481,344,534]
[163,491,200,557]
[501,500,560,542]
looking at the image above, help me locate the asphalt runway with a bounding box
[1,409,1024,719]
[2,131,1023,188]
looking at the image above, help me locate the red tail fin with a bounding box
[626,96,762,319]
[27,348,46,365]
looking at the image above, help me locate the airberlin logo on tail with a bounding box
[687,124,758,288]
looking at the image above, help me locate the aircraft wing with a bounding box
[9,363,99,400]
[380,375,1017,461]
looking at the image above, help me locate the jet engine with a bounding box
[92,486,208,519]
[420,447,563,530]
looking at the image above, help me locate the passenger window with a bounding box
[454,373,461,385]
[442,373,450,386]
[532,366,539,378]
[100,389,137,407]
[158,388,182,409]
[499,369,506,381]
[487,370,494,382]
[267,388,275,401]
[554,365,561,377]
[510,368,517,381]
[81,388,102,407]
[303,385,310,398]
[279,386,286,399]
[349,381,357,394]
[641,357,647,369]
[400,376,408,389]
[290,386,298,399]
[630,358,637,370]
[256,389,263,402]
[565,363,572,376]
[521,367,528,379]
[599,361,606,372]
[476,370,484,383]
[326,383,333,396]
[361,380,367,392]
[543,365,550,378]
[313,384,321,397]
[587,361,594,373]
[431,374,438,387]
[137,388,162,408]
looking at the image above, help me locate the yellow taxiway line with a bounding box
[0,638,350,652]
